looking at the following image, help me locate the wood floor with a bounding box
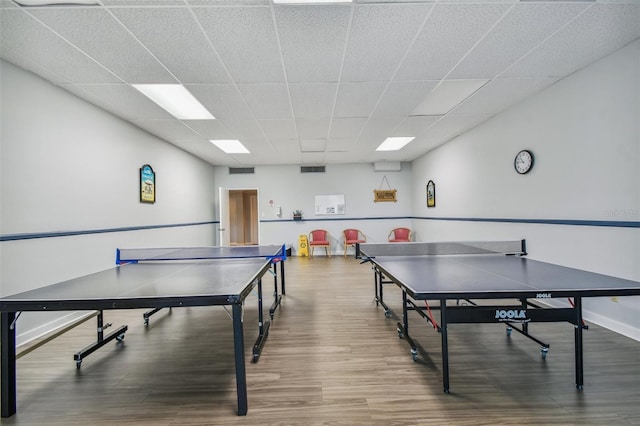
[2,256,639,425]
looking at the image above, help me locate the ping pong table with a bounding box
[0,244,286,418]
[356,240,640,394]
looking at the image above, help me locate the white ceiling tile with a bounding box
[421,114,492,148]
[275,5,351,83]
[373,81,438,117]
[29,8,176,83]
[1,10,121,84]
[289,83,336,119]
[102,0,184,5]
[451,77,560,115]
[296,118,331,139]
[357,116,406,149]
[503,3,640,78]
[270,139,302,162]
[193,6,285,83]
[329,117,368,139]
[341,3,432,82]
[449,2,589,79]
[300,139,327,152]
[395,3,510,81]
[110,7,230,84]
[334,81,387,117]
[132,119,204,143]
[326,138,357,152]
[217,119,265,139]
[258,119,298,140]
[301,152,325,164]
[393,116,441,137]
[188,0,268,5]
[412,79,488,115]
[187,84,254,121]
[238,84,293,120]
[183,120,235,140]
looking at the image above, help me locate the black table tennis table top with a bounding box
[0,245,285,312]
[361,250,640,300]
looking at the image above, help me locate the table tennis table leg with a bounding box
[375,269,392,317]
[574,296,584,390]
[280,260,286,296]
[269,263,282,320]
[232,303,248,416]
[440,301,450,394]
[1,312,17,418]
[253,278,271,363]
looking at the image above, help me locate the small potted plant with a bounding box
[292,209,303,221]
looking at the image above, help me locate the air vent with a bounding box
[301,166,325,173]
[229,167,255,174]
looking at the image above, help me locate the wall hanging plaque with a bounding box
[427,180,435,207]
[140,164,156,204]
[374,176,397,202]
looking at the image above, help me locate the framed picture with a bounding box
[140,164,156,204]
[374,189,397,203]
[426,180,435,207]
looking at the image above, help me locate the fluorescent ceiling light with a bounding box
[211,140,250,154]
[132,84,215,120]
[411,80,489,116]
[14,0,98,5]
[376,137,415,152]
[273,0,352,4]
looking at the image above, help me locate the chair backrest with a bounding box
[310,229,329,242]
[389,227,411,241]
[343,229,360,240]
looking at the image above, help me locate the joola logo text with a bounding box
[536,293,552,298]
[495,309,527,321]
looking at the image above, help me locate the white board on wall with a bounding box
[315,194,345,215]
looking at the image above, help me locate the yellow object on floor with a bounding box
[298,234,309,257]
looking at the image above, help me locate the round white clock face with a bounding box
[514,150,534,174]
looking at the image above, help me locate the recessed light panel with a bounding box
[211,140,250,154]
[376,137,415,152]
[133,84,215,120]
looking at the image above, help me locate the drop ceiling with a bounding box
[1,0,639,166]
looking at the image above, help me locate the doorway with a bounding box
[228,189,258,246]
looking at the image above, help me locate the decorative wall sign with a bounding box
[427,180,435,207]
[140,164,156,204]
[374,175,397,202]
[374,189,397,203]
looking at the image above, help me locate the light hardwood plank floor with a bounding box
[2,256,639,425]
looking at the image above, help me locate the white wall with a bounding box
[410,40,640,340]
[213,163,413,254]
[0,60,217,345]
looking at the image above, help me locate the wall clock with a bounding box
[514,150,534,174]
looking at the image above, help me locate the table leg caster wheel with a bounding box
[384,309,391,318]
[76,360,82,369]
[396,327,403,338]
[541,347,548,359]
[410,348,418,361]
[116,333,125,342]
[506,326,512,337]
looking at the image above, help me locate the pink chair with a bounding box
[343,229,366,257]
[309,229,331,257]
[388,227,411,243]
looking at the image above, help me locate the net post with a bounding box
[521,239,527,256]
